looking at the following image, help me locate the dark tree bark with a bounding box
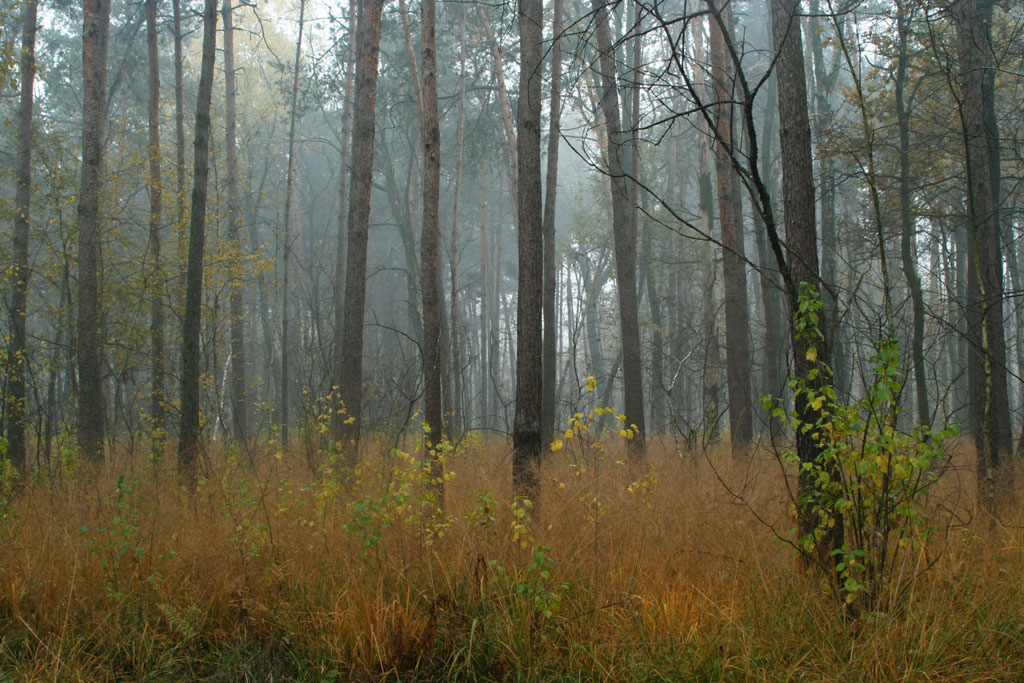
[954,0,1013,510]
[331,0,357,441]
[478,9,520,229]
[770,0,842,561]
[693,18,720,445]
[178,0,219,484]
[708,0,753,458]
[77,0,110,466]
[541,0,563,449]
[172,0,186,223]
[513,0,544,498]
[146,0,166,457]
[420,0,444,494]
[591,0,646,459]
[338,0,385,457]
[894,0,929,428]
[6,0,38,472]
[280,0,306,449]
[448,3,468,438]
[223,0,248,445]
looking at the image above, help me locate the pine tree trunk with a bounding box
[146,0,166,457]
[541,0,563,449]
[178,0,219,484]
[512,0,544,497]
[77,0,111,466]
[708,0,753,458]
[591,0,645,459]
[222,0,248,445]
[332,0,357,441]
[771,0,842,561]
[6,0,38,472]
[420,0,444,496]
[338,0,385,457]
[954,0,1013,510]
[280,0,306,449]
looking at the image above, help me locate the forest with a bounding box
[1,0,1023,678]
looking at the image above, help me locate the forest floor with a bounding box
[0,433,1021,681]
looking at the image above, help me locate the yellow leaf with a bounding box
[550,439,564,452]
[806,347,818,362]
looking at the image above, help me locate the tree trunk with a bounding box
[954,0,1013,511]
[478,179,490,429]
[771,0,842,562]
[77,0,111,466]
[338,0,385,457]
[420,0,444,497]
[590,0,646,459]
[478,9,520,230]
[513,0,544,498]
[332,0,357,441]
[172,0,186,224]
[146,0,166,457]
[222,0,248,445]
[708,0,753,458]
[541,0,563,450]
[894,1,929,428]
[280,0,306,449]
[6,0,38,472]
[449,3,469,438]
[178,0,219,484]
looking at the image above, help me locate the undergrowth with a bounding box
[0,433,1020,681]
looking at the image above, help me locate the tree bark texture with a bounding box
[6,0,38,472]
[513,0,544,498]
[77,0,110,466]
[708,0,753,458]
[591,0,646,459]
[541,0,563,449]
[177,0,218,484]
[223,0,248,445]
[954,0,1013,511]
[146,0,166,457]
[338,0,385,458]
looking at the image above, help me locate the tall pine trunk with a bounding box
[178,0,219,484]
[338,0,386,456]
[513,0,544,497]
[280,0,306,448]
[541,0,563,449]
[77,0,111,465]
[6,0,38,472]
[223,0,248,445]
[420,0,444,493]
[708,0,753,458]
[146,0,166,457]
[591,0,646,459]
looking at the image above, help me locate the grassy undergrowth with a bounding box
[0,435,1020,681]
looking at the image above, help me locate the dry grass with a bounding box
[0,434,1021,681]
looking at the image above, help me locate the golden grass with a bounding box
[0,434,1021,681]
